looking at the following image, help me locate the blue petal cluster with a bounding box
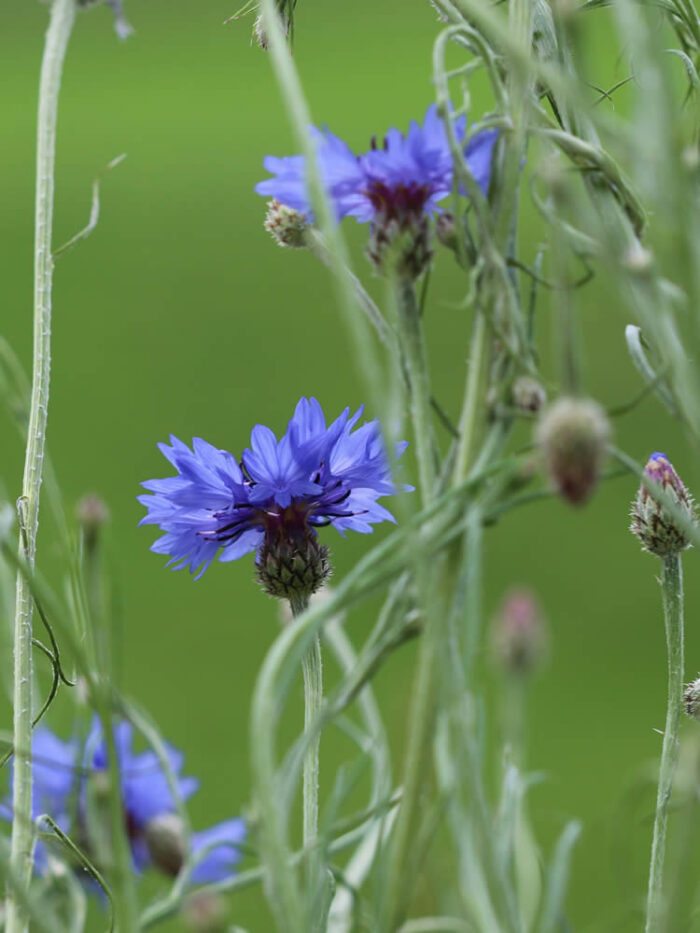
[139,397,407,579]
[255,104,498,222]
[1,723,245,885]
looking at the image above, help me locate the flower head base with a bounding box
[139,398,409,596]
[256,514,331,600]
[630,452,696,557]
[536,397,610,506]
[264,199,309,248]
[255,105,498,279]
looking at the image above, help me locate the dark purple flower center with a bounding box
[198,481,365,548]
[364,179,433,222]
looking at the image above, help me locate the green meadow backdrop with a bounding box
[3,1,700,928]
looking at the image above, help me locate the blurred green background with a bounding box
[3,1,700,929]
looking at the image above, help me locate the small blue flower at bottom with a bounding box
[84,718,246,881]
[1,723,245,886]
[138,397,410,589]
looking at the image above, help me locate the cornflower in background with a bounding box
[1,723,245,886]
[255,105,498,276]
[0,729,78,874]
[139,396,408,601]
[83,718,246,882]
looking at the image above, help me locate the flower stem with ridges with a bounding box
[290,595,323,911]
[645,553,684,933]
[7,1,76,928]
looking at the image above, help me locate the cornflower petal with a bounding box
[189,817,247,884]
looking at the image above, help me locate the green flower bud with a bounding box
[536,397,610,506]
[144,813,187,877]
[264,199,309,248]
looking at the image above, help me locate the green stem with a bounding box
[7,2,76,928]
[290,596,323,904]
[645,553,684,933]
[394,277,436,506]
[453,310,488,484]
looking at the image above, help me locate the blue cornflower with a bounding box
[0,729,78,873]
[139,397,408,595]
[256,104,497,223]
[84,718,246,881]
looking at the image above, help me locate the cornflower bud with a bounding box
[684,676,700,720]
[536,397,610,506]
[630,452,696,557]
[77,494,110,553]
[144,813,187,877]
[435,212,458,250]
[264,199,309,248]
[512,375,547,414]
[491,588,547,676]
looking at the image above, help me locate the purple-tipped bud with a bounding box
[491,588,547,676]
[264,199,309,248]
[512,376,547,414]
[536,397,610,506]
[685,677,700,720]
[630,452,696,557]
[144,813,187,877]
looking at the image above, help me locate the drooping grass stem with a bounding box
[7,1,76,928]
[645,553,684,933]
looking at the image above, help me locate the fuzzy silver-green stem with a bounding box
[394,277,436,505]
[645,553,684,933]
[7,1,76,928]
[453,310,488,484]
[290,596,322,878]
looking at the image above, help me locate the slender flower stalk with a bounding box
[290,595,323,887]
[645,554,684,932]
[453,309,488,485]
[393,278,437,506]
[630,453,696,931]
[7,1,76,928]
